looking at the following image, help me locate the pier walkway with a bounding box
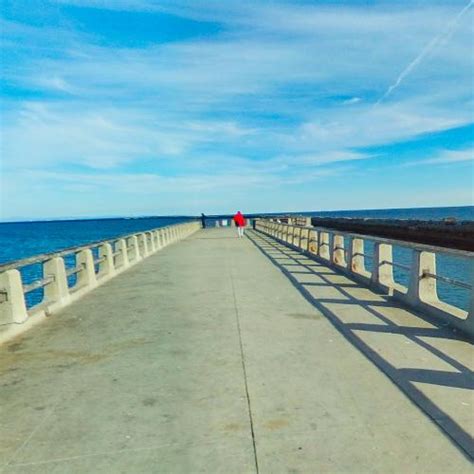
[1,228,472,473]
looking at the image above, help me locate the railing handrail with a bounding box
[0,221,195,272]
[0,220,202,330]
[255,218,474,339]
[266,220,474,259]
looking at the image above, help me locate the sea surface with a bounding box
[0,216,192,265]
[0,207,472,312]
[298,205,474,221]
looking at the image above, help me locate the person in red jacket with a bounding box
[233,211,246,238]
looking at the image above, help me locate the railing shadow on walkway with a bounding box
[247,230,474,461]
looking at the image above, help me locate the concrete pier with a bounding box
[0,228,472,472]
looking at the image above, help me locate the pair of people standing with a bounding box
[233,211,246,238]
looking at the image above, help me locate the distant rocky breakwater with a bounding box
[309,217,474,251]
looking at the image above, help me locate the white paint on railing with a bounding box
[255,218,474,339]
[43,257,70,310]
[0,270,28,324]
[0,221,201,332]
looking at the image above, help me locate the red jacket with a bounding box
[233,212,245,227]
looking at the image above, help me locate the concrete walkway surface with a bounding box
[0,228,472,473]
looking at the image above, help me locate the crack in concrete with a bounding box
[228,250,260,474]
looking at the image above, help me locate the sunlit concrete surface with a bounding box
[0,228,472,473]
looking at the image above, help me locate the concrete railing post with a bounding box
[295,227,302,247]
[371,243,394,290]
[43,257,70,306]
[289,226,295,245]
[147,232,156,253]
[408,250,438,304]
[115,239,129,269]
[155,231,162,250]
[145,232,151,253]
[308,229,318,254]
[0,269,28,324]
[98,243,115,278]
[76,249,97,289]
[138,233,148,257]
[467,292,474,331]
[129,236,141,262]
[348,237,365,275]
[332,234,346,267]
[300,227,309,250]
[318,232,330,260]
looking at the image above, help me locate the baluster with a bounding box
[116,238,129,268]
[76,249,97,289]
[129,235,141,262]
[308,229,318,254]
[371,243,394,290]
[98,243,115,278]
[319,232,330,260]
[348,237,365,275]
[408,250,438,304]
[44,257,70,307]
[332,235,345,266]
[0,269,28,324]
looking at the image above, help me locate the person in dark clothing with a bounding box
[201,213,206,229]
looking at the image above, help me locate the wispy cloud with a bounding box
[376,0,474,104]
[402,148,474,167]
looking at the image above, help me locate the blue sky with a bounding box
[1,0,473,219]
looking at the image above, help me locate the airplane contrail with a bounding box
[375,0,473,105]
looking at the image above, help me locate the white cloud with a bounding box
[2,1,473,218]
[376,0,473,104]
[343,97,362,105]
[404,148,474,166]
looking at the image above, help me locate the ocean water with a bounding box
[295,206,473,313]
[0,216,193,309]
[0,216,192,266]
[299,205,474,221]
[0,207,472,312]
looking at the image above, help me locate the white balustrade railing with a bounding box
[0,221,201,327]
[255,219,474,338]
